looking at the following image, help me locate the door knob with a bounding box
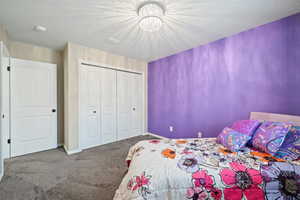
[93,111,97,113]
[52,109,56,113]
[133,108,136,111]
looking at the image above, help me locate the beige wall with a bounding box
[10,41,64,145]
[64,42,148,151]
[63,43,70,149]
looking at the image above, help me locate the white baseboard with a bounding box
[145,132,169,140]
[63,145,82,155]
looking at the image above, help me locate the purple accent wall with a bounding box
[148,13,300,139]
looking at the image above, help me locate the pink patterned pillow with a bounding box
[231,120,261,137]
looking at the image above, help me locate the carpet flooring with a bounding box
[0,135,156,200]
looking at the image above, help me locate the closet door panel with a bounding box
[101,68,117,144]
[117,72,132,140]
[80,66,102,149]
[80,65,144,147]
[131,74,143,137]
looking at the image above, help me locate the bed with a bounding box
[114,112,300,200]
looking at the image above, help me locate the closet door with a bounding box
[117,72,132,140]
[117,71,143,140]
[79,66,102,149]
[101,68,117,144]
[131,74,143,137]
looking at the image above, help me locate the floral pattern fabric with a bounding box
[261,162,300,200]
[231,120,261,137]
[275,126,300,161]
[252,122,292,155]
[217,127,251,152]
[178,154,202,173]
[127,172,152,199]
[114,138,300,200]
[220,162,264,200]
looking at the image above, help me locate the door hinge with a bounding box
[7,139,11,144]
[7,66,10,71]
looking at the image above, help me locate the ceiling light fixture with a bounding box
[33,25,47,32]
[138,2,165,32]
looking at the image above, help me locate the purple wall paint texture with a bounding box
[148,13,300,139]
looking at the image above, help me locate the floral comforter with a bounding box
[113,138,300,200]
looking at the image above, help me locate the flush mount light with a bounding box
[138,2,165,32]
[33,25,47,32]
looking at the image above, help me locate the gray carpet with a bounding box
[0,135,156,200]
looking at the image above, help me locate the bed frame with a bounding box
[250,112,300,126]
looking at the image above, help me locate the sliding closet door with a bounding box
[79,66,102,149]
[131,74,143,137]
[101,68,117,144]
[117,72,132,140]
[117,71,143,140]
[79,64,143,148]
[10,58,57,157]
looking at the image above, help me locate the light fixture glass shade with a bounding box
[138,2,164,32]
[139,16,162,32]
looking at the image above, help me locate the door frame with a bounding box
[0,41,10,181]
[0,42,10,161]
[78,59,146,150]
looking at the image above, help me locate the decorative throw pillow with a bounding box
[231,120,261,137]
[217,127,252,152]
[252,122,292,155]
[275,126,300,161]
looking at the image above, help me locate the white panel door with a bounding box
[79,66,102,149]
[10,58,57,157]
[101,68,117,144]
[117,71,143,140]
[131,74,143,137]
[117,72,132,140]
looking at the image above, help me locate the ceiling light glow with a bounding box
[33,25,47,32]
[138,2,165,32]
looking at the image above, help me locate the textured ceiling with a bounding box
[0,0,299,61]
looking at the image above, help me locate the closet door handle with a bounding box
[52,109,56,113]
[93,111,97,113]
